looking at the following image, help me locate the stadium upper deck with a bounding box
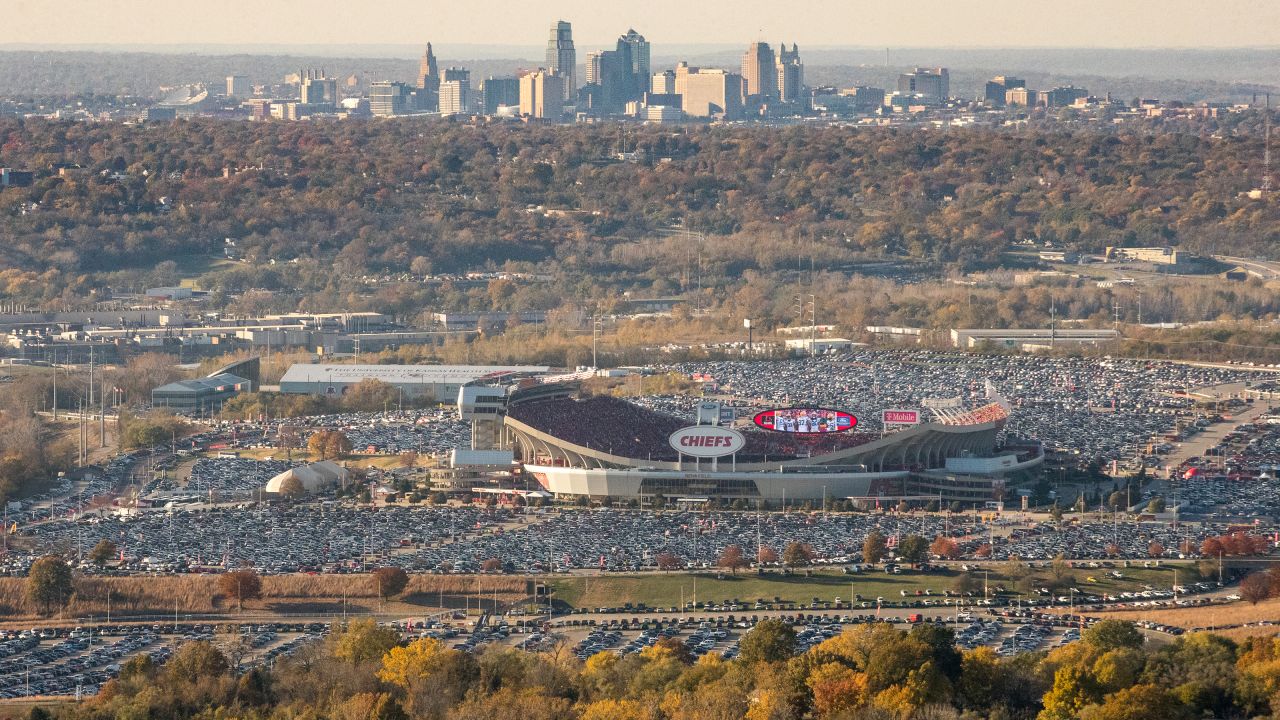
[499,389,1036,502]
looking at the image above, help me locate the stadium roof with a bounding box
[280,363,551,385]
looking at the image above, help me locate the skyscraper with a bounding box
[776,43,804,104]
[481,77,520,115]
[741,42,777,103]
[439,68,471,115]
[616,29,651,99]
[675,63,743,119]
[546,21,576,102]
[299,69,338,107]
[418,43,440,111]
[370,81,412,116]
[585,50,627,114]
[897,67,949,105]
[520,70,565,120]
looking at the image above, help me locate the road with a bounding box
[1214,255,1280,280]
[1158,386,1274,474]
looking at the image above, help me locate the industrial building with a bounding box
[278,364,551,402]
[950,328,1120,350]
[151,372,253,413]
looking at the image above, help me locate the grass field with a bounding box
[547,564,1198,610]
[1073,596,1280,640]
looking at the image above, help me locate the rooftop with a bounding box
[279,363,551,385]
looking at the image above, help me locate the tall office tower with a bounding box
[585,50,627,113]
[651,70,677,94]
[546,21,576,101]
[438,68,471,115]
[741,42,777,102]
[299,69,338,107]
[369,81,412,116]
[616,28,651,99]
[417,42,441,111]
[226,75,250,98]
[674,63,743,119]
[481,77,520,114]
[775,43,804,104]
[897,67,949,105]
[519,70,565,119]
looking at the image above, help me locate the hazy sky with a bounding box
[5,0,1279,49]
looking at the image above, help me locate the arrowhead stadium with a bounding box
[458,375,1044,505]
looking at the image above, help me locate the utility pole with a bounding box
[1112,302,1123,330]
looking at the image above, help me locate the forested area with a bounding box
[39,617,1280,720]
[0,117,1276,290]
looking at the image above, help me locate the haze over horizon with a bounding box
[6,0,1279,50]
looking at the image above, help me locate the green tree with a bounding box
[333,618,401,664]
[862,531,887,564]
[165,640,231,684]
[738,619,796,665]
[89,538,117,567]
[899,534,929,564]
[26,554,73,615]
[1084,620,1145,652]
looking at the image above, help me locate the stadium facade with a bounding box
[459,378,1044,504]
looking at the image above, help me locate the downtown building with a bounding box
[546,21,576,102]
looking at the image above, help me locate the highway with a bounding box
[1214,255,1280,280]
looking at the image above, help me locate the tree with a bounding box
[782,542,814,569]
[757,546,779,565]
[1147,541,1165,558]
[308,429,353,460]
[398,451,418,469]
[1083,620,1145,651]
[377,636,449,689]
[656,552,681,572]
[1078,684,1189,720]
[480,558,503,573]
[333,618,401,664]
[165,640,230,684]
[372,567,409,600]
[218,569,263,611]
[1050,503,1064,522]
[863,531,887,564]
[738,619,796,664]
[1108,491,1127,510]
[900,534,929,564]
[278,474,306,499]
[953,572,980,594]
[1240,572,1273,605]
[1146,497,1166,514]
[26,555,73,615]
[929,536,961,560]
[89,538,117,567]
[718,544,748,574]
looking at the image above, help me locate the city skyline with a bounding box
[5,0,1280,49]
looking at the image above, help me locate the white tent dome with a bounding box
[264,461,349,494]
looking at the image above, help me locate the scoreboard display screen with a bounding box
[752,408,857,434]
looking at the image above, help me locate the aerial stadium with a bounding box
[459,376,1045,504]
